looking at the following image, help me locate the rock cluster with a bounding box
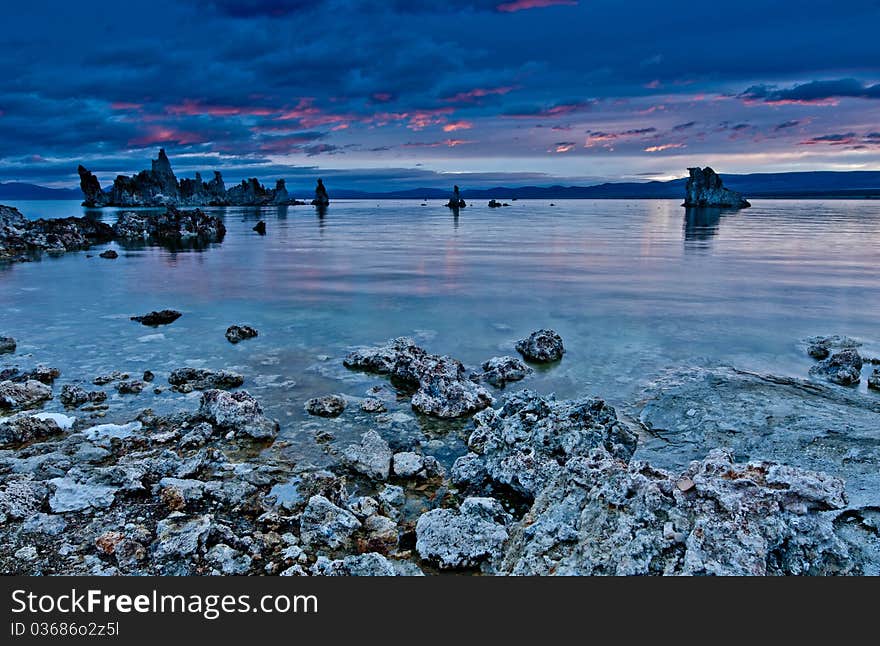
[112,207,226,243]
[344,337,493,418]
[809,348,862,386]
[225,325,259,344]
[1,205,114,261]
[515,329,565,362]
[683,167,751,209]
[79,149,305,207]
[168,368,244,392]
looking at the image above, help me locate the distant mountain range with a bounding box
[3,170,880,202]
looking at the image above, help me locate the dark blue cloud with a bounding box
[740,79,880,104]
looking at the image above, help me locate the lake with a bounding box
[2,198,879,470]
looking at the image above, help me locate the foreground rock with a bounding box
[453,390,637,499]
[79,149,304,207]
[59,384,107,408]
[344,337,493,418]
[169,368,244,391]
[515,329,565,363]
[416,497,511,569]
[805,335,861,360]
[683,167,750,209]
[197,389,279,439]
[225,325,259,344]
[0,380,52,411]
[131,310,182,326]
[809,348,862,386]
[0,414,64,447]
[500,448,852,575]
[1,204,114,261]
[638,366,880,508]
[342,431,392,480]
[113,207,226,244]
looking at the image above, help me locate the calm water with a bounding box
[2,198,879,469]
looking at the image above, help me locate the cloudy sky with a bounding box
[2,0,879,190]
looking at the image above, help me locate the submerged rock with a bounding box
[197,389,279,440]
[809,348,862,386]
[415,497,511,569]
[500,449,851,575]
[0,336,16,354]
[131,309,182,326]
[804,335,861,361]
[638,366,880,509]
[225,325,259,344]
[0,380,52,411]
[454,390,637,499]
[344,337,493,418]
[478,356,533,388]
[305,394,346,418]
[169,368,244,391]
[99,249,118,259]
[515,329,565,363]
[682,167,750,209]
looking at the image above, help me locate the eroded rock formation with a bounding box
[683,167,751,208]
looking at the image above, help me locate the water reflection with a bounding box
[683,207,724,250]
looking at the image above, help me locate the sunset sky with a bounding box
[2,0,879,190]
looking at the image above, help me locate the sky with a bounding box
[1,0,879,191]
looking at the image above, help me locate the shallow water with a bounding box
[3,198,880,470]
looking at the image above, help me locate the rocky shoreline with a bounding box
[0,204,225,262]
[2,325,878,576]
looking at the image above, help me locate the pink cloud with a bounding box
[443,86,517,104]
[128,126,206,147]
[166,99,275,117]
[552,142,576,153]
[497,0,578,12]
[111,102,143,111]
[644,143,686,152]
[443,120,473,132]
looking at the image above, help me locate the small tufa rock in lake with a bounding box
[253,221,266,235]
[99,249,118,259]
[305,394,346,418]
[225,325,259,344]
[0,336,16,354]
[344,337,493,418]
[478,356,533,388]
[867,368,880,391]
[515,329,565,363]
[197,389,280,440]
[131,309,182,326]
[682,167,750,209]
[169,368,244,391]
[59,384,107,408]
[809,348,862,386]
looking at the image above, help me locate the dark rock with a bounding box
[478,356,532,388]
[360,398,387,413]
[1,204,114,259]
[143,370,155,383]
[225,325,258,344]
[113,207,225,243]
[116,380,146,395]
[10,366,60,385]
[810,348,862,386]
[305,395,346,418]
[0,380,52,411]
[868,368,880,391]
[344,337,493,418]
[168,368,244,391]
[0,414,63,447]
[805,335,861,361]
[253,221,266,235]
[0,336,16,354]
[515,329,565,363]
[683,167,750,208]
[488,199,503,208]
[131,310,182,326]
[59,384,106,408]
[93,371,128,385]
[99,249,118,259]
